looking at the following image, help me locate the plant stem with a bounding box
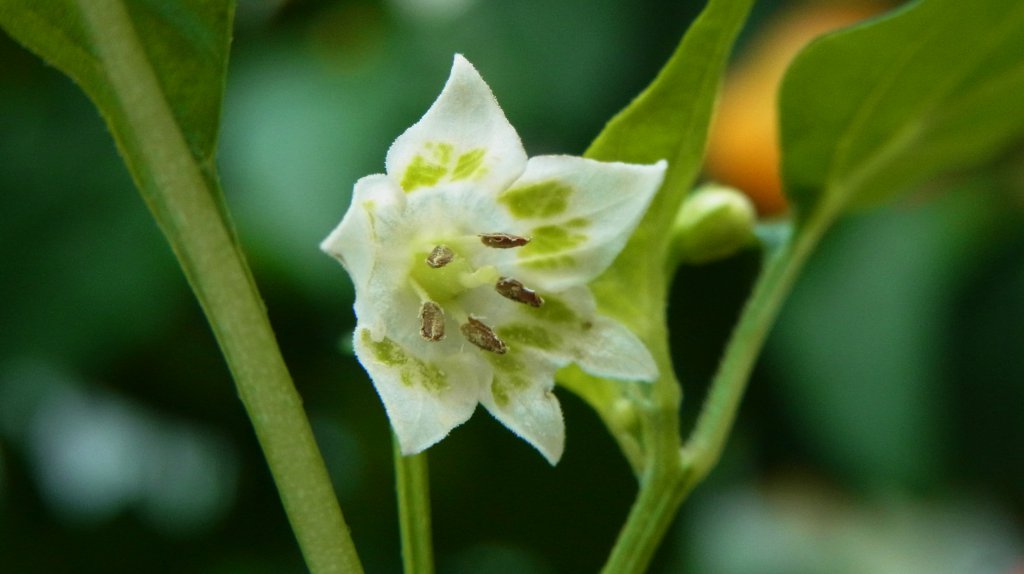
[393,438,435,574]
[602,204,836,574]
[600,451,687,573]
[78,1,363,572]
[680,203,834,483]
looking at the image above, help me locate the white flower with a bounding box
[321,55,665,464]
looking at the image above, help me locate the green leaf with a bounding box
[0,0,231,201]
[560,0,754,472]
[779,0,1024,215]
[586,0,755,296]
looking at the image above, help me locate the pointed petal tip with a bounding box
[319,225,344,258]
[447,52,487,91]
[540,442,564,466]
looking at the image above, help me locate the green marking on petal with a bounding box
[401,155,447,192]
[365,331,408,367]
[488,353,528,407]
[361,330,449,393]
[431,142,453,163]
[525,296,577,324]
[519,225,587,256]
[520,255,576,269]
[516,221,589,268]
[400,142,455,192]
[414,361,449,393]
[451,148,486,181]
[499,180,573,219]
[498,323,561,351]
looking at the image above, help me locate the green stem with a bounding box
[600,442,686,573]
[601,204,836,574]
[78,1,363,572]
[680,203,835,484]
[393,439,435,574]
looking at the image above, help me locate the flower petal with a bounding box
[498,156,666,291]
[479,348,565,465]
[354,328,486,455]
[320,174,407,290]
[322,174,410,339]
[482,286,658,382]
[386,55,527,195]
[573,314,659,381]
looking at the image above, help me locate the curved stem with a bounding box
[393,439,435,574]
[600,463,687,573]
[78,2,363,572]
[601,203,835,574]
[681,203,835,483]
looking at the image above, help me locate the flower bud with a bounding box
[672,183,757,265]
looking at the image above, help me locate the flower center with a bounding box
[406,233,544,353]
[408,245,500,304]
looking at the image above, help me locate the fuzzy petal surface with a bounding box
[498,156,666,291]
[386,55,527,195]
[479,347,565,465]
[354,328,487,454]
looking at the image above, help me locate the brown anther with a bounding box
[426,245,455,268]
[495,277,544,307]
[460,316,508,354]
[479,232,530,248]
[419,301,446,341]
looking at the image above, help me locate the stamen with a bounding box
[425,244,455,268]
[419,301,446,341]
[479,232,530,248]
[460,316,508,354]
[495,277,544,307]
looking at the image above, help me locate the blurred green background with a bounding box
[2,0,1023,572]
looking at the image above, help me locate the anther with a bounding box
[479,233,530,248]
[419,301,446,341]
[426,245,455,268]
[495,277,544,307]
[460,316,508,354]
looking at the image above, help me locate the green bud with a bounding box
[671,183,757,265]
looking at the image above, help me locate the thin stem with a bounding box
[78,1,363,572]
[601,204,836,574]
[393,438,435,574]
[681,203,836,484]
[600,455,687,573]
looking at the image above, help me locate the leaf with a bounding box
[585,0,755,320]
[560,0,754,469]
[0,0,233,207]
[779,0,1024,215]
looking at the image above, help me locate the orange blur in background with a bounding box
[705,1,888,216]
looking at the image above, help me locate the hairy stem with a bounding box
[78,1,363,571]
